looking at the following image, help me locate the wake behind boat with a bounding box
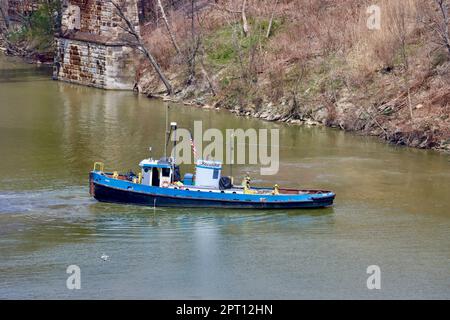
[89,123,335,209]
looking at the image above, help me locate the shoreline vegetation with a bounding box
[1,0,449,152]
[0,1,59,64]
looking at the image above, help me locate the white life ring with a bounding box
[162,181,170,188]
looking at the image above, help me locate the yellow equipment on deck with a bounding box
[244,186,257,195]
[242,173,256,194]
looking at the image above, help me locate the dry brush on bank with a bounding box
[136,0,450,151]
[3,0,449,151]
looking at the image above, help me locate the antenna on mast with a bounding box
[170,122,177,164]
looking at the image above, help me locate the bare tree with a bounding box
[433,0,450,57]
[199,54,216,95]
[191,1,217,95]
[0,2,10,52]
[266,0,279,38]
[156,0,209,89]
[157,0,182,56]
[392,2,414,120]
[109,0,173,94]
[241,0,249,36]
[0,1,10,30]
[187,0,198,84]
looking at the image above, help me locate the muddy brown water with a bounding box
[0,55,449,299]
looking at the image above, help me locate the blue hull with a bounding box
[90,172,335,209]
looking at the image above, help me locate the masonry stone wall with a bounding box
[61,0,140,39]
[54,0,141,90]
[56,38,107,88]
[55,37,137,90]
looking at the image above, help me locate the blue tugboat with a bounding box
[89,123,335,209]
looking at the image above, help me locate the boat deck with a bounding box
[104,172,328,196]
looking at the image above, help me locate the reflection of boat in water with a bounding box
[89,123,335,209]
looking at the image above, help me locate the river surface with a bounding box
[0,55,449,299]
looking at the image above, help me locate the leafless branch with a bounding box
[266,0,279,38]
[434,0,450,57]
[0,4,10,30]
[210,3,242,14]
[423,0,450,57]
[109,0,173,94]
[157,0,182,56]
[241,0,249,37]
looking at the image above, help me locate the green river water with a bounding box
[0,55,449,299]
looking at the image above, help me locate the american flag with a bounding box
[189,131,198,158]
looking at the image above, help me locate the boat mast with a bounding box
[171,122,177,166]
[229,133,234,182]
[164,103,169,159]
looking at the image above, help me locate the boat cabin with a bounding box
[139,158,223,189]
[194,159,222,188]
[139,158,174,188]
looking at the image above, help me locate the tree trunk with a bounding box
[241,0,249,36]
[0,3,10,30]
[110,0,173,94]
[441,1,450,57]
[199,44,216,96]
[140,44,173,94]
[433,0,450,57]
[157,0,182,56]
[393,2,413,120]
[187,0,197,83]
[266,0,279,38]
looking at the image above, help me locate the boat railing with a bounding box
[93,162,104,172]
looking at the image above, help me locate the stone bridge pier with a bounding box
[54,0,142,90]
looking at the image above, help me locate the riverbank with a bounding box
[134,0,450,153]
[2,43,449,153]
[150,82,450,153]
[144,67,450,153]
[6,46,448,153]
[0,46,53,65]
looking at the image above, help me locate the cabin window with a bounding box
[213,169,219,179]
[162,168,171,177]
